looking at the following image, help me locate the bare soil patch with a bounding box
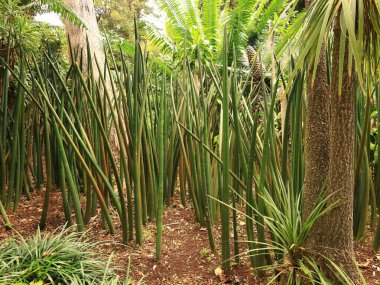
[0,190,379,284]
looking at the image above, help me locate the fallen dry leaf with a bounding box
[359,260,371,269]
[215,266,223,277]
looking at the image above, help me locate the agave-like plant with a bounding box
[242,183,360,285]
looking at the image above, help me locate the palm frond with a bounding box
[41,0,85,28]
[226,0,259,61]
[142,21,177,56]
[249,0,291,37]
[202,0,221,46]
[184,0,203,35]
[158,0,190,42]
[246,0,267,39]
[292,0,380,95]
[117,40,174,75]
[117,40,135,58]
[275,11,305,57]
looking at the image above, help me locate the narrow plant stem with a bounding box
[40,103,52,229]
[156,73,165,259]
[221,27,231,270]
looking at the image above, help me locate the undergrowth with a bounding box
[0,226,137,284]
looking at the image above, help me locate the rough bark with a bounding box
[303,2,362,283]
[303,0,330,247]
[64,0,105,80]
[318,17,362,285]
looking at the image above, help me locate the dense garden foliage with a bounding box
[1,0,380,284]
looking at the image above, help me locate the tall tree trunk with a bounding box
[64,0,118,151]
[318,17,362,284]
[303,0,330,247]
[64,0,105,79]
[303,2,361,282]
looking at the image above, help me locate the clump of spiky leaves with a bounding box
[243,180,361,285]
[0,227,128,284]
[143,0,296,66]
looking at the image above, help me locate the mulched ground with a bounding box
[0,189,379,284]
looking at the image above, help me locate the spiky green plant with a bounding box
[0,227,129,284]
[242,184,362,285]
[1,9,379,284]
[143,0,296,65]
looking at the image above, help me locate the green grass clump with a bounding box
[0,227,126,284]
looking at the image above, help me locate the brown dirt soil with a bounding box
[0,190,379,284]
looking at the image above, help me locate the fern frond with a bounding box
[214,6,228,55]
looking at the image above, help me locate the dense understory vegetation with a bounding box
[1,0,380,284]
[0,227,134,284]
